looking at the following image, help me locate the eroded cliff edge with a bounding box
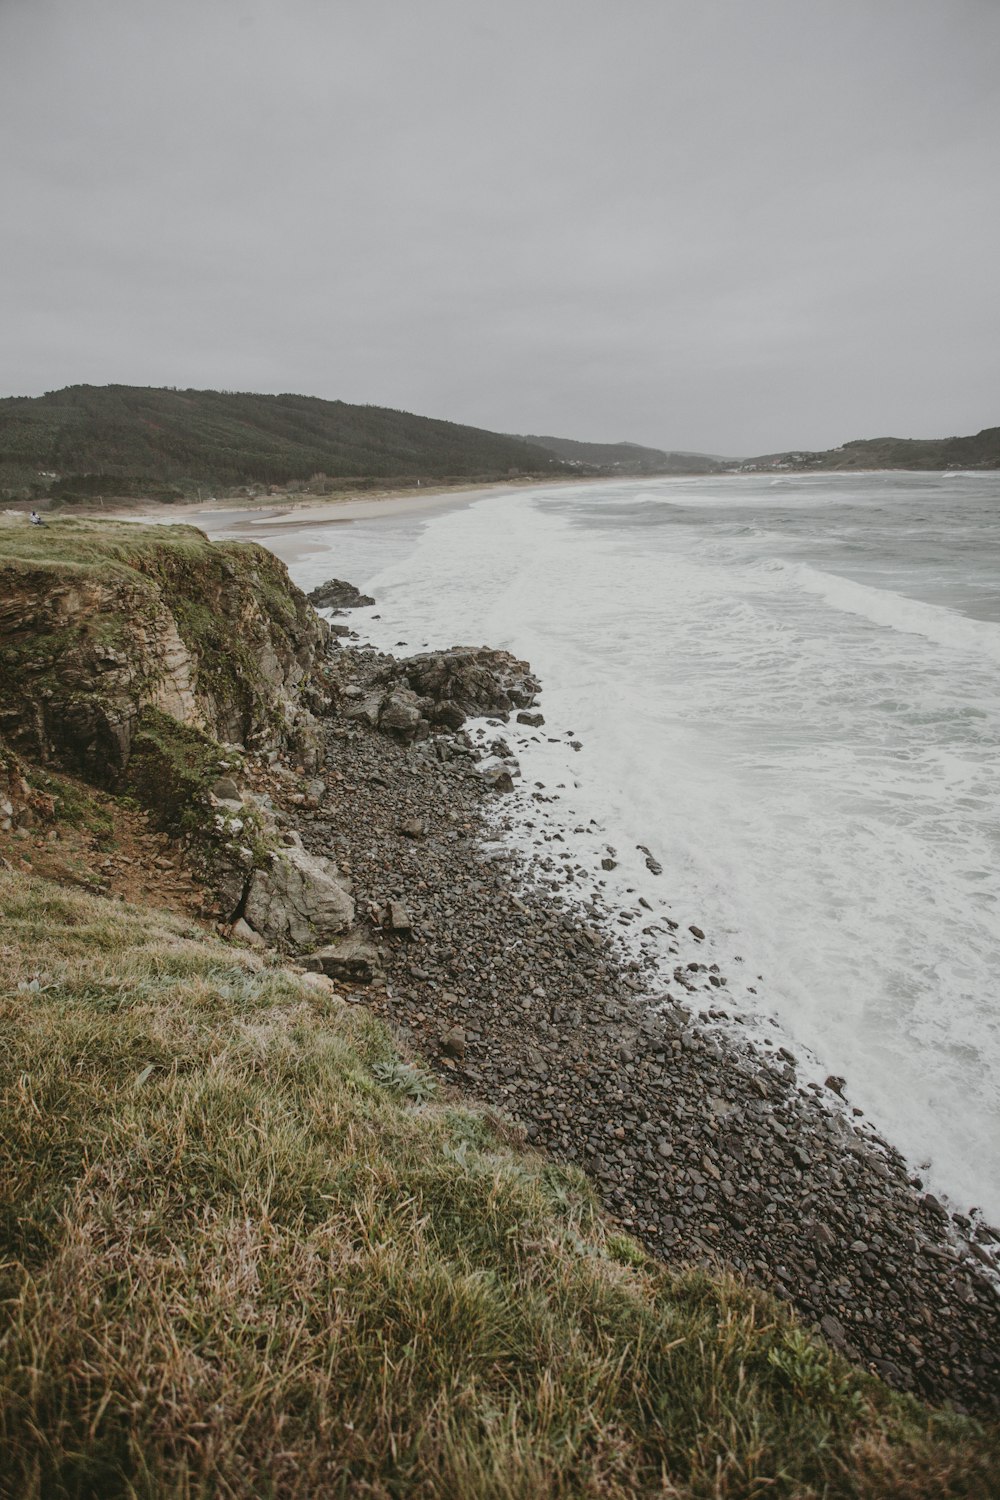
[0,519,354,948]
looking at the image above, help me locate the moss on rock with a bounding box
[0,518,329,781]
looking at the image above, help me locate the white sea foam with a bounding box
[246,471,1000,1224]
[777,557,1000,662]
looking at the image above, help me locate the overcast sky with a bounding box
[2,0,998,454]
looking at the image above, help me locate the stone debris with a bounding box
[277,635,999,1417]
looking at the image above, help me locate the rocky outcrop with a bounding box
[307,578,375,611]
[340,646,541,741]
[0,519,330,782]
[243,834,354,949]
[0,521,356,951]
[0,733,55,832]
[124,708,353,949]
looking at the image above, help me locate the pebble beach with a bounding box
[275,630,1000,1417]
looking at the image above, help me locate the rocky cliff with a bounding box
[0,518,329,780]
[0,518,354,949]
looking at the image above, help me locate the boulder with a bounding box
[211,776,242,802]
[440,1025,466,1060]
[378,689,428,740]
[244,842,354,951]
[343,692,383,729]
[377,646,541,732]
[302,933,382,984]
[231,916,266,949]
[307,578,375,611]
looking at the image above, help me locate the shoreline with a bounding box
[115,474,603,530]
[286,631,1000,1415]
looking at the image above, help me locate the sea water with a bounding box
[224,472,1000,1223]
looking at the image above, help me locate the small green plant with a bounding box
[606,1233,649,1270]
[371,1059,438,1102]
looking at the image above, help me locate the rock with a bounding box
[212,776,242,802]
[343,693,383,729]
[294,969,338,996]
[688,925,705,941]
[303,933,381,984]
[306,578,375,611]
[244,843,355,951]
[431,700,467,731]
[1,533,328,785]
[380,645,541,728]
[820,1313,848,1351]
[231,916,266,948]
[440,1025,466,1060]
[378,690,427,740]
[386,899,414,933]
[517,711,545,727]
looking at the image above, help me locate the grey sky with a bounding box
[2,0,998,455]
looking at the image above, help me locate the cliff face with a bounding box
[0,519,329,781]
[0,519,358,949]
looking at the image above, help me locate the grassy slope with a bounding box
[0,871,996,1498]
[0,513,290,578]
[0,385,563,497]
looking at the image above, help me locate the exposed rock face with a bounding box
[123,709,354,951]
[0,733,54,831]
[307,578,375,611]
[0,521,330,782]
[340,646,542,741]
[243,840,354,949]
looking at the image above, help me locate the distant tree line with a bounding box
[0,385,566,500]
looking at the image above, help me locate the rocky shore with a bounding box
[4,521,997,1428]
[270,629,1000,1418]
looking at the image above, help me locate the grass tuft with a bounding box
[0,869,996,1497]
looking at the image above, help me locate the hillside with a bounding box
[748,425,1000,472]
[0,385,565,501]
[523,433,726,474]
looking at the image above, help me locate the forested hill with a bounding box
[522,433,725,474]
[0,385,567,500]
[748,425,1000,472]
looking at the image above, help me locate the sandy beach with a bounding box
[121,476,570,533]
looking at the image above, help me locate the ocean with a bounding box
[213,471,1000,1224]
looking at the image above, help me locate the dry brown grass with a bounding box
[1,870,996,1498]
